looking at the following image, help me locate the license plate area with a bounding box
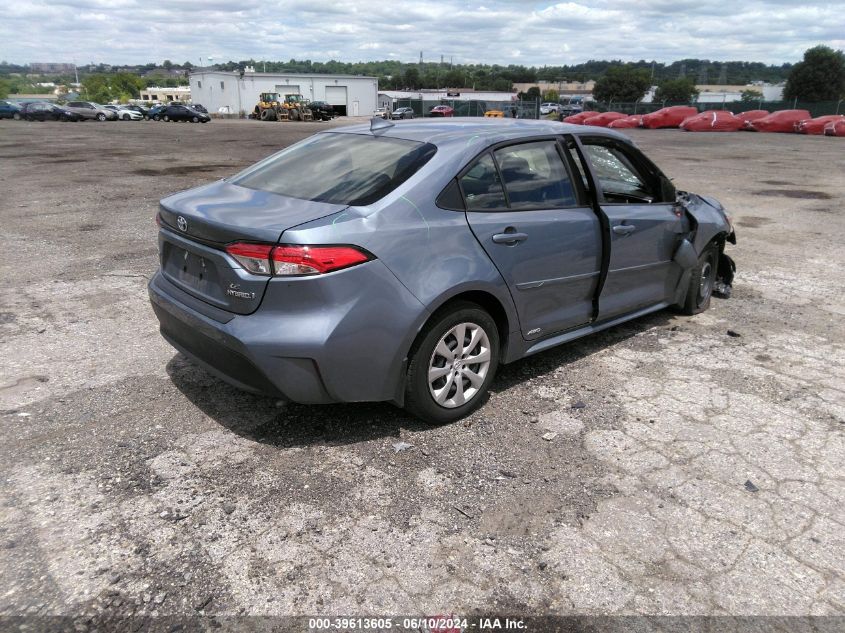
[163,242,221,298]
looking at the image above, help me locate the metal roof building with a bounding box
[188,71,378,117]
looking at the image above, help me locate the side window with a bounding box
[493,141,576,209]
[580,141,656,203]
[459,153,507,211]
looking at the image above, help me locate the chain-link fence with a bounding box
[577,100,844,118]
[393,98,540,119]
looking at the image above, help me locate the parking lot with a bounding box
[0,119,843,622]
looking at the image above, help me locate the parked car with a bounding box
[540,102,561,115]
[391,107,415,120]
[64,101,118,121]
[124,104,149,117]
[305,101,334,121]
[161,104,210,123]
[105,105,143,121]
[559,98,585,118]
[0,100,22,120]
[373,107,389,119]
[21,102,83,122]
[146,105,167,121]
[149,119,736,424]
[429,105,455,117]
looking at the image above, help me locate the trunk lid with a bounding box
[158,180,346,315]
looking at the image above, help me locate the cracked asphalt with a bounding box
[0,118,843,624]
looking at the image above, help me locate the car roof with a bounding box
[330,118,632,147]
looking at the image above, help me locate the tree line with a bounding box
[589,46,844,104]
[1,47,842,103]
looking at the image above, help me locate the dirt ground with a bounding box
[0,118,843,626]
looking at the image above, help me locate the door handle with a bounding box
[492,231,528,245]
[613,224,636,235]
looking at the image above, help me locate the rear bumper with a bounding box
[148,260,428,405]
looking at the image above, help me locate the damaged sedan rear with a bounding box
[149,119,735,424]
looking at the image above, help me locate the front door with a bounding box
[463,140,602,340]
[576,136,683,320]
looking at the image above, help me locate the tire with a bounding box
[144,115,149,120]
[404,302,499,425]
[163,115,170,122]
[679,244,719,315]
[192,116,199,123]
[13,112,21,120]
[97,113,106,121]
[153,115,161,121]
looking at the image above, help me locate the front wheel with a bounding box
[13,112,21,120]
[163,115,170,122]
[192,116,199,123]
[97,113,106,121]
[404,302,499,425]
[679,244,719,315]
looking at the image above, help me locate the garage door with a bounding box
[275,85,301,96]
[325,86,347,106]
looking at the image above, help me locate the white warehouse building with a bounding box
[188,71,378,117]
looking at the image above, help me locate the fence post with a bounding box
[837,99,843,114]
[793,97,798,109]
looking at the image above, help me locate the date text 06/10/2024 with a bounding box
[308,617,527,630]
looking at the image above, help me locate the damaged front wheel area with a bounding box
[679,245,719,315]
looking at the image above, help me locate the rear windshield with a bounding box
[231,133,437,206]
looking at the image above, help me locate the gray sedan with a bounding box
[149,119,735,424]
[64,101,118,121]
[391,107,415,120]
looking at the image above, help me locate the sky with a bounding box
[1,1,843,67]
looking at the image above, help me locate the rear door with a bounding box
[463,139,601,340]
[576,135,683,320]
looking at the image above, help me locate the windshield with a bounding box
[232,133,437,206]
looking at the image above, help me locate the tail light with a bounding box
[226,243,274,275]
[225,243,372,276]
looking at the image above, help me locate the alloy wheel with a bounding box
[699,260,715,302]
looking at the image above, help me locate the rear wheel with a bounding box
[404,302,499,425]
[679,244,719,315]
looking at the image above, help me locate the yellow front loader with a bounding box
[253,93,314,122]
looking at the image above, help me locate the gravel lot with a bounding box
[0,118,843,625]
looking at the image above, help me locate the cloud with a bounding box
[0,1,841,66]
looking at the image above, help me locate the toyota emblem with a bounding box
[177,215,188,232]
